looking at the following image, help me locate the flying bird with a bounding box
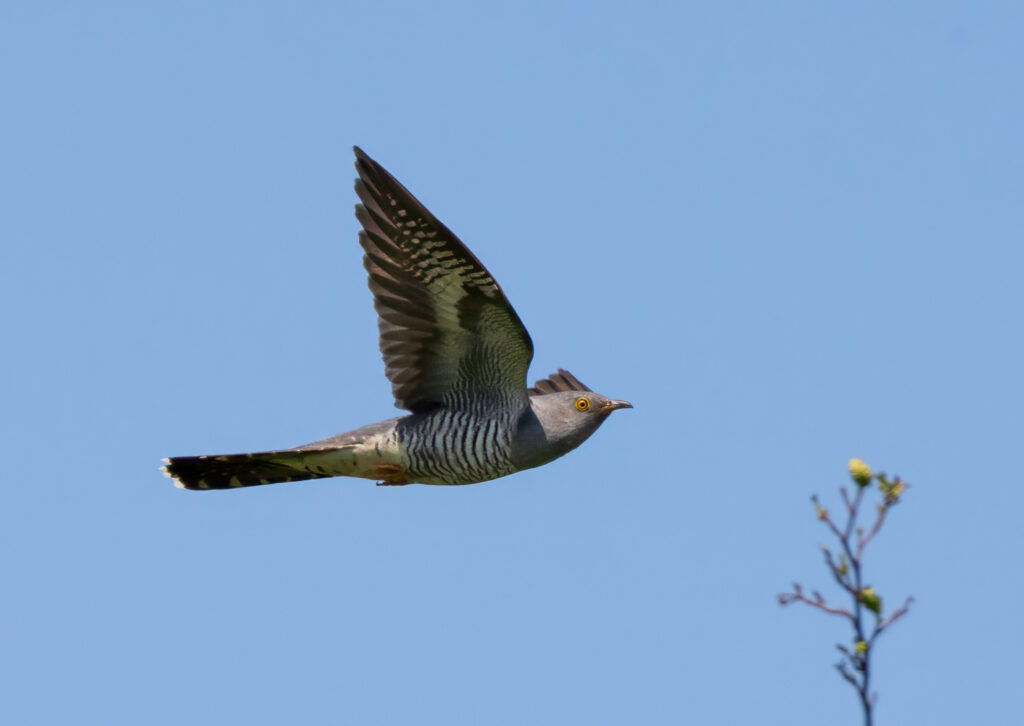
[162,147,631,490]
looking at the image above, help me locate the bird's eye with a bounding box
[574,397,591,411]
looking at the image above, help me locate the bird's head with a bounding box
[512,370,632,470]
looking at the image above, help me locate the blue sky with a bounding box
[3,2,1022,724]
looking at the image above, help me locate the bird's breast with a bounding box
[396,409,519,485]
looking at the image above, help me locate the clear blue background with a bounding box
[3,2,1021,724]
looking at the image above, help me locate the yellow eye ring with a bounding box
[574,397,591,411]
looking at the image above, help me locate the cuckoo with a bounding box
[162,148,631,490]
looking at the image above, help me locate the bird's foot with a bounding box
[371,464,411,486]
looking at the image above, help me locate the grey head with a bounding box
[512,369,632,472]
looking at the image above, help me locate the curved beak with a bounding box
[602,399,634,412]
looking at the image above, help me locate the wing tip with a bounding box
[353,146,378,176]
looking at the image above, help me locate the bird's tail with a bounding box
[162,448,353,491]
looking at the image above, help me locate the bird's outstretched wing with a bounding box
[354,147,534,414]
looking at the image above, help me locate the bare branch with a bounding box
[871,596,915,643]
[778,587,854,620]
[857,503,889,559]
[836,661,859,689]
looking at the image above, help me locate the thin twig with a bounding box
[871,596,915,644]
[778,590,854,620]
[857,504,888,559]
